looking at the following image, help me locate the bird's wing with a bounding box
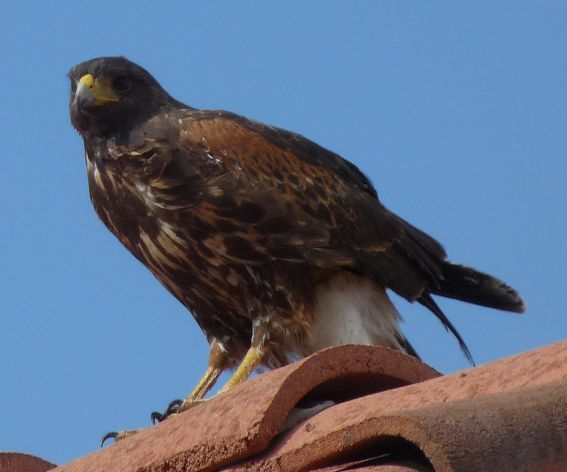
[115,109,446,302]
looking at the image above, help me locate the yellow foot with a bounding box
[177,398,206,413]
[218,346,264,394]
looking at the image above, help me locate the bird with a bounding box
[68,56,525,428]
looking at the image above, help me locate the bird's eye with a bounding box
[111,76,131,93]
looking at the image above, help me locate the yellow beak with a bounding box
[75,74,119,105]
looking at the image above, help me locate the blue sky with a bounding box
[1,1,565,465]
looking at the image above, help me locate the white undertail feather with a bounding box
[305,273,409,355]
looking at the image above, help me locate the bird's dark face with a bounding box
[69,56,177,138]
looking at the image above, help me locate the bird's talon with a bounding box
[101,431,117,447]
[166,399,184,415]
[100,429,138,447]
[151,399,185,424]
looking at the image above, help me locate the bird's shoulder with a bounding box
[171,109,378,199]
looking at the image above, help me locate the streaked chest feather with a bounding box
[84,149,294,321]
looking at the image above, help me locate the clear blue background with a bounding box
[1,1,565,465]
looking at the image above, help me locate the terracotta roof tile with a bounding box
[312,457,431,471]
[0,452,55,472]
[52,346,438,472]
[13,340,567,472]
[232,340,567,472]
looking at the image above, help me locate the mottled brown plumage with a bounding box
[69,57,525,414]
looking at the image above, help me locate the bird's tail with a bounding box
[430,262,526,314]
[416,262,524,365]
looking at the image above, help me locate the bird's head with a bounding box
[69,56,181,138]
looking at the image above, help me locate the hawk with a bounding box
[69,56,524,423]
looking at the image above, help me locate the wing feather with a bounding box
[171,110,446,301]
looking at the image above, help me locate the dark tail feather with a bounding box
[418,292,475,365]
[395,331,421,360]
[431,262,526,313]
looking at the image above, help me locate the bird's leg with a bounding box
[104,329,268,445]
[102,340,230,445]
[217,320,268,394]
[159,325,267,419]
[218,346,264,393]
[172,339,228,414]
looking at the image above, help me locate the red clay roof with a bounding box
[0,452,55,472]
[4,340,567,471]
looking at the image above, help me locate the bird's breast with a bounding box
[85,151,251,313]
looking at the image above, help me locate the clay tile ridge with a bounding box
[48,340,566,472]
